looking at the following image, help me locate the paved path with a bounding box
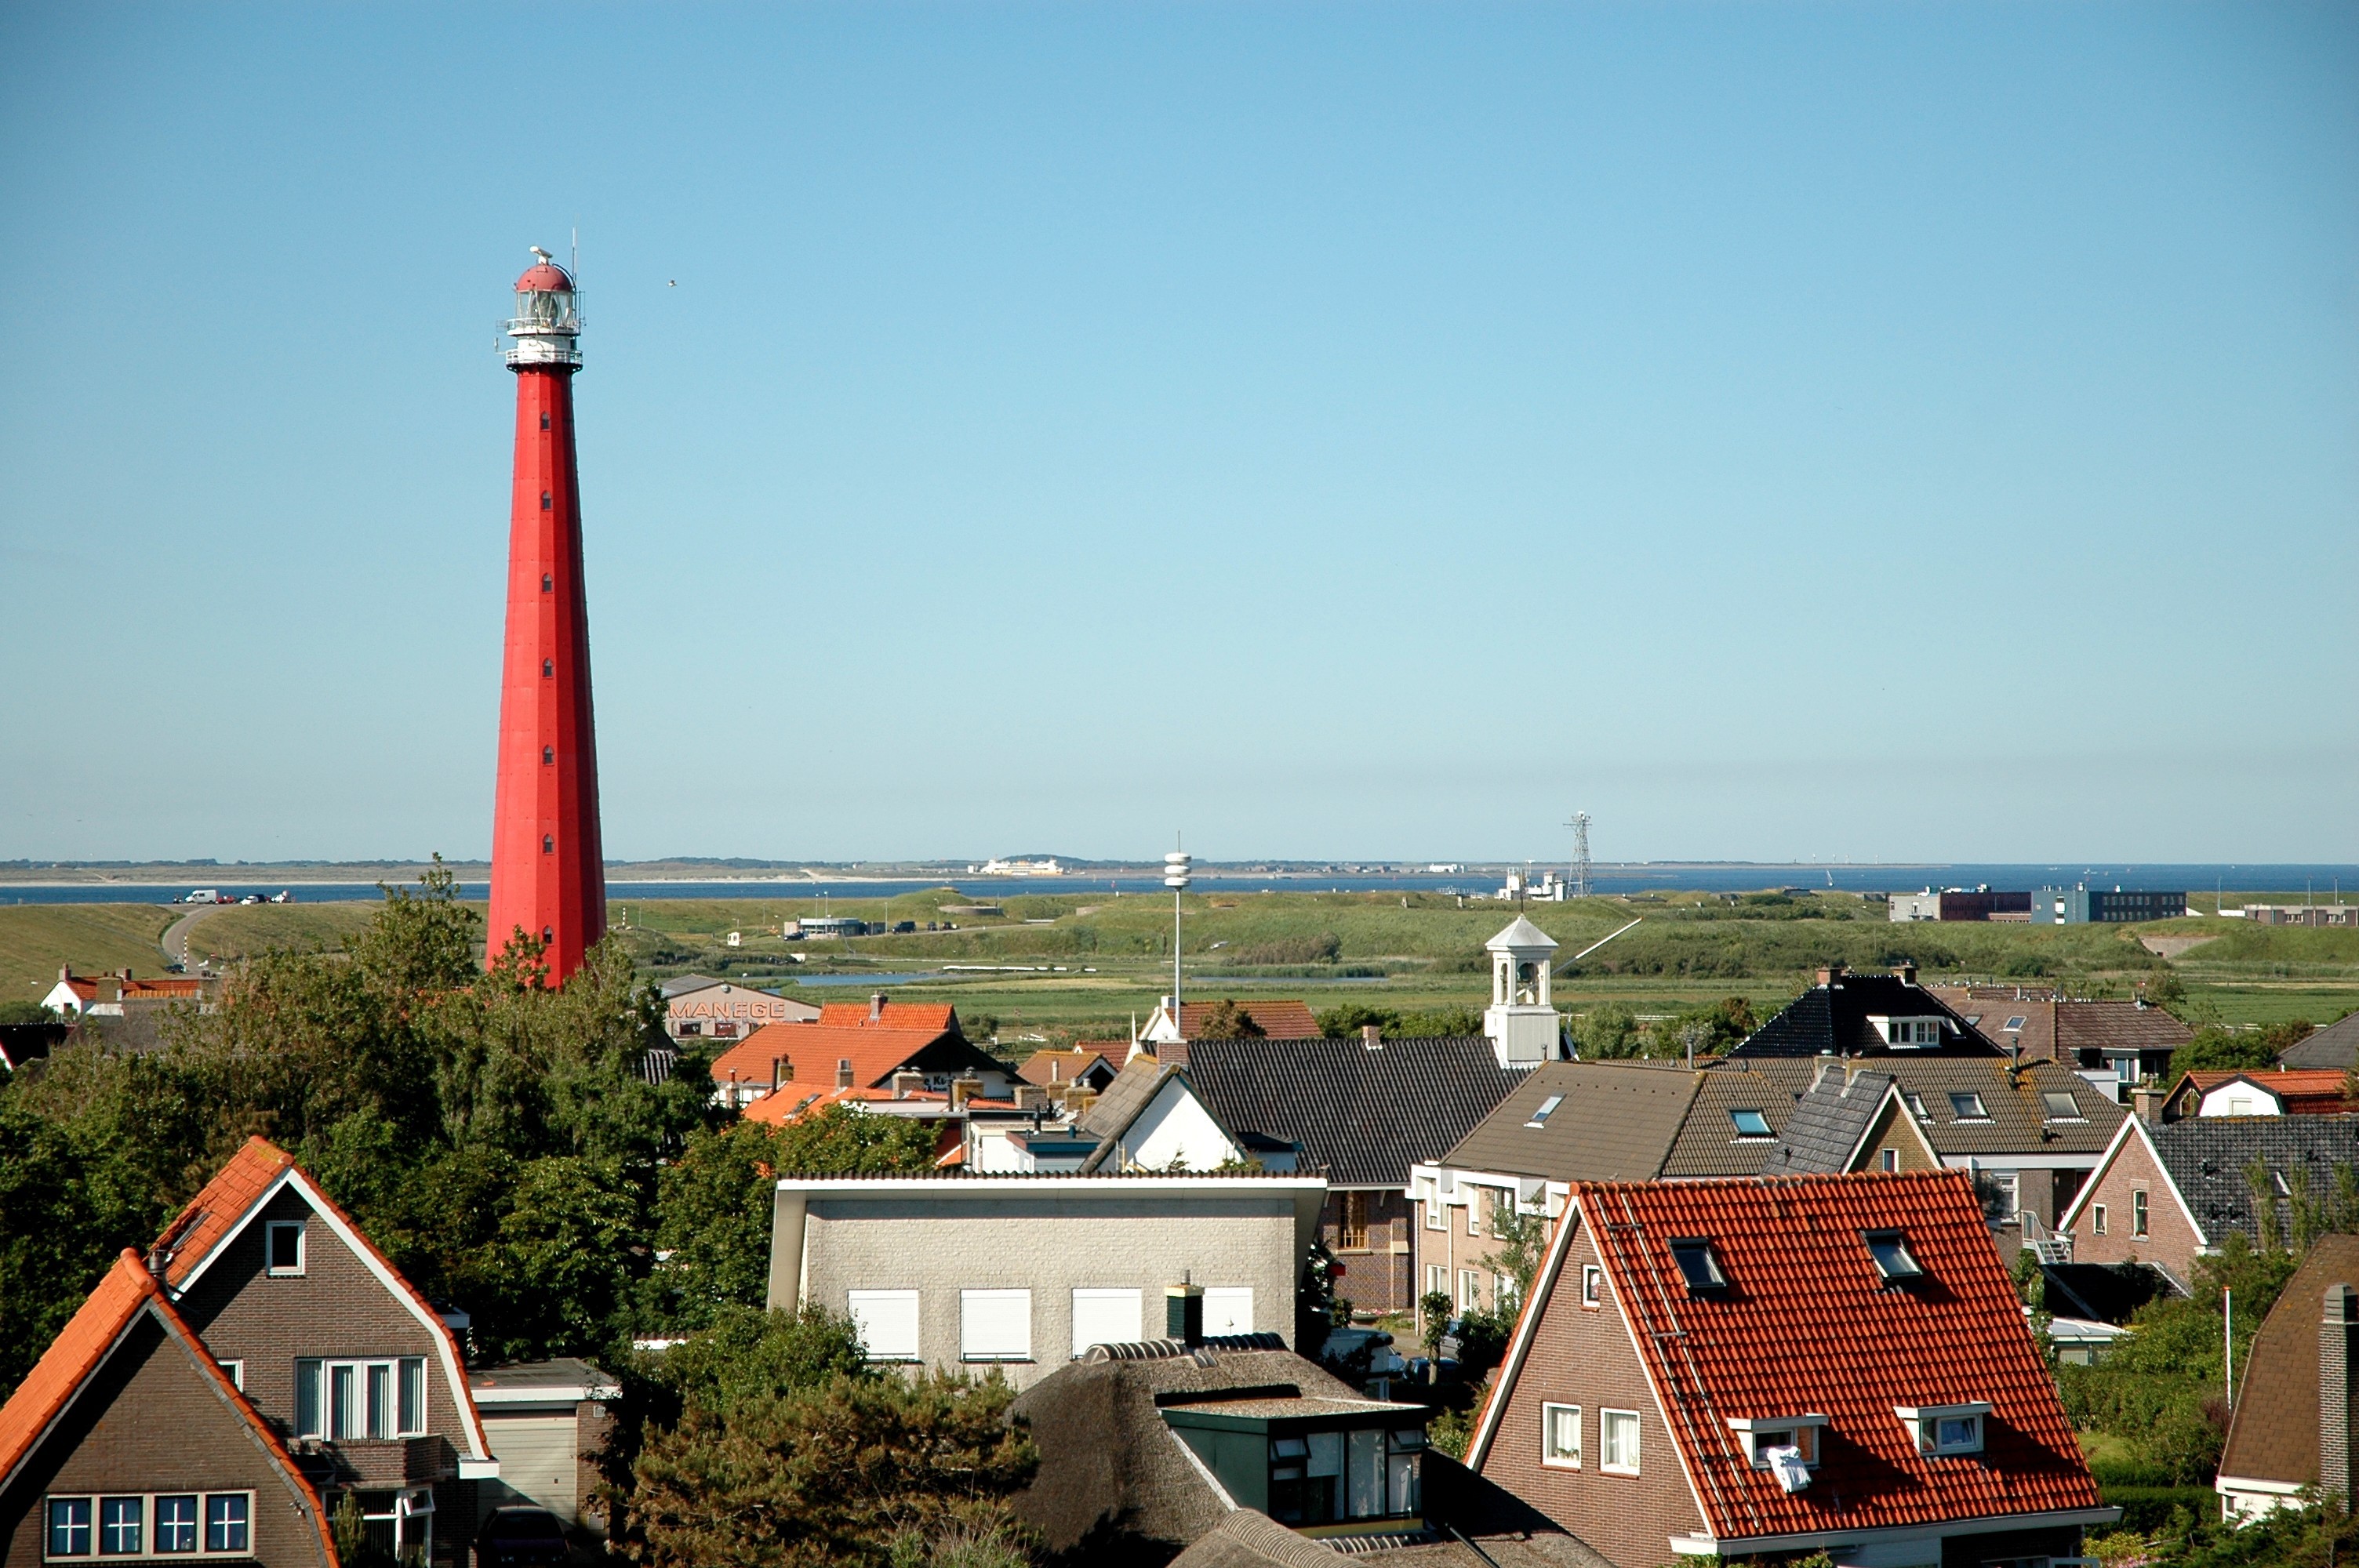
[161,906,221,968]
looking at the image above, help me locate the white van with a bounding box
[184,888,223,904]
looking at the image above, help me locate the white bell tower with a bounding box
[1483,916,1563,1069]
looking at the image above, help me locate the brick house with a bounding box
[1467,1171,2114,1566]
[145,1138,500,1566]
[1165,1033,1522,1316]
[2161,1069,2350,1120]
[2059,1114,2359,1289]
[1926,985,2192,1102]
[2214,1235,2359,1522]
[0,1252,339,1568]
[709,1014,1010,1110]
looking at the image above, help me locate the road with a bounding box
[161,906,222,969]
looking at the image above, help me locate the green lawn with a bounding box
[0,904,180,1004]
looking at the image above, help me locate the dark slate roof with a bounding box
[2151,1116,2359,1247]
[2281,1011,2359,1072]
[1180,1036,1520,1189]
[1435,1059,1705,1182]
[1765,1069,1897,1174]
[2219,1234,2359,1488]
[1728,971,2001,1058]
[1662,1058,2125,1177]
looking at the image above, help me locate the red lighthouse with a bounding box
[487,249,605,983]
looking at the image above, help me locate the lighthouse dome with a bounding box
[516,261,573,292]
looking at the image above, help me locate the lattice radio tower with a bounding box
[1566,811,1593,898]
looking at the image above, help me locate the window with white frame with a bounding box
[1456,1269,1481,1312]
[848,1290,920,1361]
[216,1360,244,1392]
[265,1220,304,1276]
[1600,1409,1641,1474]
[961,1289,1032,1361]
[1466,1200,1478,1237]
[1883,1018,1944,1047]
[1425,1263,1446,1298]
[1070,1288,1142,1357]
[2092,1203,2107,1236]
[1728,1415,1826,1468]
[1580,1265,1603,1308]
[1880,1148,1899,1173]
[1540,1403,1582,1468]
[294,1357,427,1440]
[2133,1190,2149,1238]
[1425,1196,1445,1231]
[44,1493,253,1559]
[1896,1403,1989,1457]
[1204,1287,1253,1336]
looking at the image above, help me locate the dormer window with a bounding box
[1895,1403,1989,1457]
[1526,1095,1564,1129]
[1906,1092,1929,1120]
[1728,1109,1773,1140]
[2041,1091,2085,1123]
[1863,1229,1924,1285]
[1874,1017,1946,1048]
[1947,1093,1989,1121]
[1726,1414,1828,1479]
[1668,1239,1728,1294]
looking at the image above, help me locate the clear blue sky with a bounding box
[2,4,2352,866]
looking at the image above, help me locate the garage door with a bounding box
[484,1414,578,1522]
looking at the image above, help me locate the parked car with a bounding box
[238,895,264,905]
[474,1506,568,1568]
[269,890,294,903]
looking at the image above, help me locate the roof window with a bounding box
[1525,1094,1565,1129]
[1895,1402,1990,1457]
[2004,1015,2027,1033]
[2041,1091,2085,1123]
[1729,1109,1773,1140]
[1668,1239,1728,1294]
[1862,1229,1923,1284]
[1947,1092,1989,1121]
[1905,1092,1929,1120]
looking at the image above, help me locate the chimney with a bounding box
[2132,1083,2166,1124]
[1013,1083,1048,1112]
[772,1054,793,1090]
[892,1068,924,1101]
[1165,1281,1205,1347]
[1362,1025,1383,1050]
[1160,1038,1190,1070]
[835,1057,855,1089]
[1817,964,1846,988]
[1812,1052,1840,1091]
[2324,1283,2359,1508]
[869,992,885,1022]
[950,1072,981,1111]
[1893,962,1917,985]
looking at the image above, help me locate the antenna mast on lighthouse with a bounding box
[486,249,605,984]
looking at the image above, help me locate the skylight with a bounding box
[1906,1092,1929,1120]
[2004,1016,2027,1033]
[1729,1109,1773,1140]
[1948,1093,1989,1121]
[1668,1239,1728,1294]
[1863,1230,1924,1283]
[2041,1091,2085,1122]
[1525,1094,1565,1129]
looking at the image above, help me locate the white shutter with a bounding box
[1204,1287,1253,1336]
[960,1290,1031,1361]
[1070,1288,1143,1357]
[848,1290,920,1361]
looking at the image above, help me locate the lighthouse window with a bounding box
[541,573,552,593]
[543,836,554,855]
[540,412,550,430]
[541,491,551,510]
[542,659,554,677]
[543,746,554,765]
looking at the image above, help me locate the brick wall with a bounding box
[0,1310,332,1568]
[1861,1100,1941,1174]
[2065,1133,2203,1284]
[1475,1218,1706,1568]
[173,1185,478,1563]
[1323,1189,1414,1316]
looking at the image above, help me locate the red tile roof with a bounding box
[816,1000,959,1033]
[741,1083,1018,1126]
[0,1251,340,1566]
[711,1020,962,1094]
[2171,1069,2350,1116]
[1016,1047,1118,1087]
[121,977,205,1000]
[1178,1000,1321,1039]
[1557,1171,2099,1541]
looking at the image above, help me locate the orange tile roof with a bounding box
[121,977,205,1000]
[1557,1171,2099,1541]
[2173,1069,2350,1116]
[816,1000,959,1033]
[741,1083,1018,1126]
[0,1251,340,1566]
[153,1136,294,1286]
[55,975,100,1002]
[1178,1000,1321,1039]
[711,1019,963,1095]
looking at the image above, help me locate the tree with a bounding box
[2166,1027,2281,1080]
[623,1370,1038,1568]
[1574,1004,1641,1059]
[0,1001,57,1025]
[1194,999,1264,1039]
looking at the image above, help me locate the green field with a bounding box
[5,887,2352,1044]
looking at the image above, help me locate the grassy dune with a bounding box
[0,905,179,1005]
